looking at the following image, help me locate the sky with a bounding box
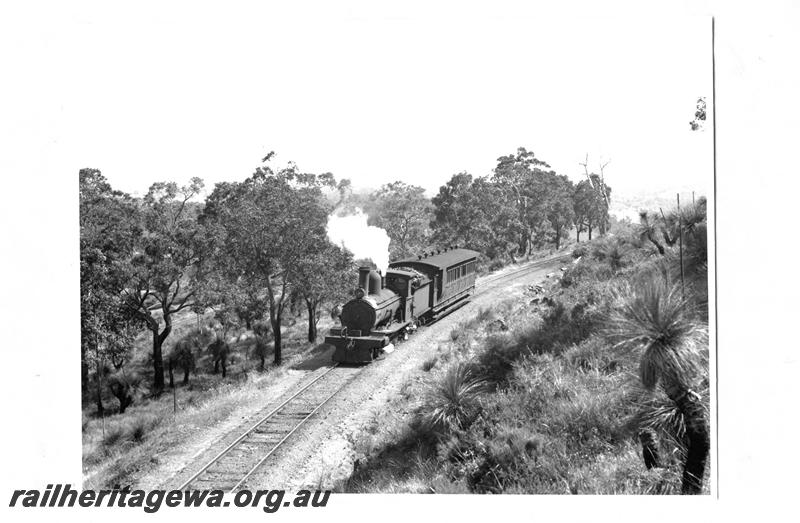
[2,1,713,200]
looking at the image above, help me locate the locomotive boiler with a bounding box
[326,248,480,363]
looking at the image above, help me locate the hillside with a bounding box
[336,203,710,494]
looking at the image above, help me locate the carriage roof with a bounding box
[389,248,480,272]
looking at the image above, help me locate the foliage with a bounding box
[689,97,707,131]
[421,363,486,436]
[291,242,356,342]
[80,168,144,406]
[573,176,611,241]
[431,147,583,260]
[200,155,335,364]
[366,181,433,259]
[106,369,143,414]
[123,177,206,393]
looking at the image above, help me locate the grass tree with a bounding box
[608,279,709,494]
[422,363,486,437]
[637,211,666,255]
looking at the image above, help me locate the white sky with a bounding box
[3,1,712,199]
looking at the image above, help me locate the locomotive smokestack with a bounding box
[358,267,371,294]
[368,270,381,295]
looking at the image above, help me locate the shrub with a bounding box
[468,425,545,493]
[563,337,621,374]
[129,414,160,443]
[102,425,127,446]
[421,356,438,372]
[106,371,142,414]
[572,244,589,258]
[421,363,486,436]
[475,307,496,323]
[488,258,505,272]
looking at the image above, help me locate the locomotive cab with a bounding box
[327,267,413,363]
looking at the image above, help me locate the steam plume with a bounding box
[327,209,390,273]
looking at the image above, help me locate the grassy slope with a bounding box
[337,234,709,494]
[82,313,337,489]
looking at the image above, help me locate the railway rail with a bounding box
[475,253,572,293]
[177,364,362,492]
[172,253,570,491]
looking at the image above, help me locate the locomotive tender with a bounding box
[326,248,480,363]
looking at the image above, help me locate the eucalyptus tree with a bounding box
[368,181,433,259]
[492,147,551,256]
[291,242,356,343]
[542,173,575,250]
[573,176,611,241]
[123,177,206,394]
[79,168,142,411]
[201,156,335,365]
[431,172,478,248]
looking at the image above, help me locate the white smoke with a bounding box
[327,209,391,273]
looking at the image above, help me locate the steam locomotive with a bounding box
[325,248,479,363]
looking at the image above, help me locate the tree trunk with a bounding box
[151,314,172,394]
[647,234,666,255]
[118,393,132,414]
[638,428,661,469]
[95,365,104,417]
[520,231,528,258]
[168,361,175,388]
[81,342,89,397]
[676,391,709,494]
[555,229,561,250]
[664,380,709,494]
[272,313,282,365]
[576,228,581,243]
[306,299,317,343]
[221,357,227,378]
[588,225,593,240]
[183,367,190,385]
[94,339,104,416]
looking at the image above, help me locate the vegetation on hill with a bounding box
[338,197,709,494]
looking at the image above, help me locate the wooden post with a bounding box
[678,194,685,300]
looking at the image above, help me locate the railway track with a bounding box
[475,253,572,294]
[173,253,569,491]
[177,364,362,492]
